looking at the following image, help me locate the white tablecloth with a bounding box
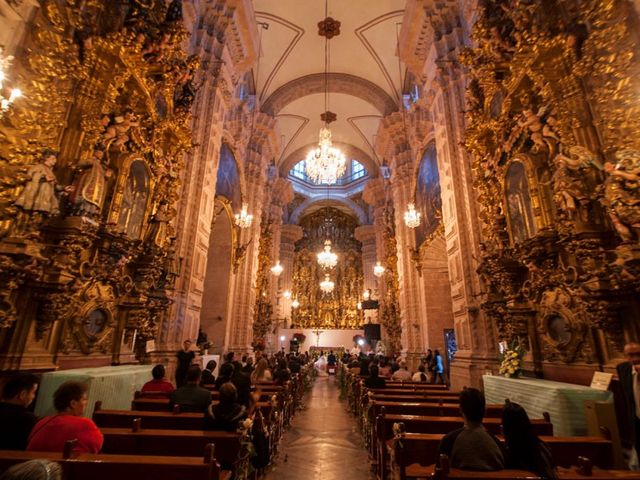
[483,375,613,436]
[35,365,152,417]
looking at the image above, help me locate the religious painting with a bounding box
[215,143,241,211]
[505,161,537,244]
[415,143,443,247]
[117,160,150,239]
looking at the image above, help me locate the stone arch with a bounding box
[289,195,368,225]
[280,142,379,178]
[262,73,398,116]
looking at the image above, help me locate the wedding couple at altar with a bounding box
[314,353,328,376]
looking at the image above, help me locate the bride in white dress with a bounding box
[314,354,328,376]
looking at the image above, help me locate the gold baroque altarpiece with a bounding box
[0,0,195,369]
[291,207,364,330]
[465,0,640,375]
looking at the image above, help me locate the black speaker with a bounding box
[364,323,381,341]
[361,299,379,310]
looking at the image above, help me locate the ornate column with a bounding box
[278,224,303,325]
[355,225,378,325]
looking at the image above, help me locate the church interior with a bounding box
[0,0,640,478]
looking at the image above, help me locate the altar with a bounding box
[483,375,613,436]
[277,328,364,352]
[35,365,151,417]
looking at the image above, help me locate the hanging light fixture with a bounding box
[317,239,338,268]
[319,274,335,294]
[0,48,21,117]
[363,289,371,300]
[234,202,253,229]
[270,260,283,276]
[373,261,386,277]
[291,299,300,309]
[283,290,292,299]
[304,1,346,185]
[403,202,421,229]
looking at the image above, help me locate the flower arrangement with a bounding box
[237,417,254,436]
[292,332,306,343]
[499,341,525,378]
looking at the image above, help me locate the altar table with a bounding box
[35,365,152,417]
[483,375,613,436]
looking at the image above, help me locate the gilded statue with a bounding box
[548,146,602,221]
[144,201,169,249]
[517,104,560,152]
[604,149,640,242]
[102,111,141,150]
[69,148,112,216]
[14,150,74,218]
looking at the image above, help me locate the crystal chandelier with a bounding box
[270,261,283,276]
[404,203,421,228]
[291,299,300,309]
[373,261,385,277]
[317,239,338,268]
[319,274,335,294]
[283,290,292,299]
[0,48,21,117]
[305,127,347,185]
[234,203,253,229]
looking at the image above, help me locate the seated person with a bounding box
[0,459,61,480]
[363,365,386,389]
[170,365,212,413]
[391,360,412,381]
[0,373,39,450]
[204,382,248,432]
[141,364,175,394]
[438,388,504,471]
[412,363,428,382]
[214,362,234,390]
[274,359,291,385]
[502,400,556,479]
[200,360,217,386]
[231,366,253,409]
[378,359,392,378]
[27,381,103,454]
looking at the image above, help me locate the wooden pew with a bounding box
[374,413,553,480]
[0,446,230,480]
[132,396,274,412]
[386,432,614,478]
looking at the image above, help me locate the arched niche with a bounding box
[414,143,443,248]
[116,159,151,239]
[504,158,539,244]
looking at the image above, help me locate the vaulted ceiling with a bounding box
[253,0,405,175]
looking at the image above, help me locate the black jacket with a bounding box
[0,402,37,450]
[616,361,637,448]
[170,383,212,413]
[200,369,215,386]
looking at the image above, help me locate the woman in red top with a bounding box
[27,381,103,454]
[141,364,175,394]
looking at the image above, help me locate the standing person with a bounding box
[27,381,103,454]
[327,350,337,366]
[432,349,445,384]
[424,349,435,381]
[0,374,39,450]
[617,342,640,470]
[502,401,557,479]
[175,339,195,388]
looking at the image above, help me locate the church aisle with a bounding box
[264,376,373,480]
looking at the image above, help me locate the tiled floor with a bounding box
[264,376,374,480]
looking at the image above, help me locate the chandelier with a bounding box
[0,48,21,117]
[234,203,253,229]
[305,128,347,185]
[305,2,346,185]
[270,261,283,276]
[319,274,335,294]
[291,299,300,309]
[317,239,338,268]
[403,203,421,228]
[283,290,292,299]
[373,261,386,277]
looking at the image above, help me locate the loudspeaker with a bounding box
[364,323,381,341]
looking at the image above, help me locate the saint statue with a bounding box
[69,148,111,216]
[15,150,74,216]
[144,201,169,249]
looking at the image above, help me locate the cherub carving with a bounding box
[102,111,141,150]
[603,149,640,242]
[518,104,560,151]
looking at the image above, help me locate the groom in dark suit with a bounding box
[617,342,640,468]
